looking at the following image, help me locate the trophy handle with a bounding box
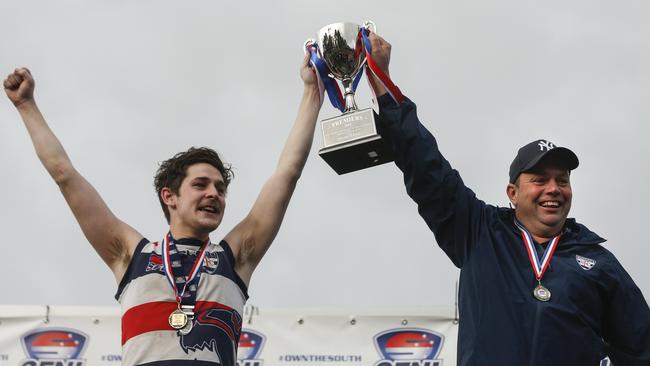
[363,20,377,34]
[303,38,316,55]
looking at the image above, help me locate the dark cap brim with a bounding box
[521,147,579,173]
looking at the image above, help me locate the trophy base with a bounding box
[318,134,394,175]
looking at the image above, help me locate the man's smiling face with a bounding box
[507,162,572,240]
[167,162,227,238]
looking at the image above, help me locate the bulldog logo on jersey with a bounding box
[237,329,265,366]
[179,307,243,366]
[373,328,444,366]
[576,255,596,270]
[20,328,88,366]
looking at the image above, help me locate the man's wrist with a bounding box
[15,99,38,112]
[303,85,320,99]
[368,73,389,97]
[377,93,400,108]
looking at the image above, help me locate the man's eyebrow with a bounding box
[192,176,226,185]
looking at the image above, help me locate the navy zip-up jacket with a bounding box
[376,94,650,365]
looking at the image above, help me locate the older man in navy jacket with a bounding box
[366,33,650,365]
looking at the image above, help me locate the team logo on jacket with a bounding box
[237,329,265,366]
[20,328,88,366]
[576,255,596,270]
[373,328,444,366]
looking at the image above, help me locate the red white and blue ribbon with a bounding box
[305,27,404,113]
[360,28,405,108]
[306,42,346,112]
[161,232,209,304]
[514,220,560,281]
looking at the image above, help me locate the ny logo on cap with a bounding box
[538,140,556,151]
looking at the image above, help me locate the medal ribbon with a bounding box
[514,219,560,281]
[161,232,209,304]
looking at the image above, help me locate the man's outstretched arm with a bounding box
[366,35,485,267]
[225,54,321,285]
[4,68,142,282]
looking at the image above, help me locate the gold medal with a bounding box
[168,308,188,329]
[533,284,551,302]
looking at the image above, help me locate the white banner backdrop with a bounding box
[237,307,458,366]
[0,305,612,366]
[0,305,122,366]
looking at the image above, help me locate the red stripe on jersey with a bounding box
[121,301,236,345]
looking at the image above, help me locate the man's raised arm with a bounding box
[366,35,485,268]
[4,68,142,282]
[225,55,321,285]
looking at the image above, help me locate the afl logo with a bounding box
[20,328,88,366]
[236,329,265,366]
[374,328,444,366]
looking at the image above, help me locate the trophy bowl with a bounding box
[318,22,367,84]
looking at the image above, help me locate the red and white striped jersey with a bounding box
[116,237,248,366]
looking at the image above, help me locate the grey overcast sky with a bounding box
[1,0,648,308]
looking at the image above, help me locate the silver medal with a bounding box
[177,304,195,335]
[533,284,551,302]
[178,320,193,335]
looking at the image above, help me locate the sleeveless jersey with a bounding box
[116,237,248,366]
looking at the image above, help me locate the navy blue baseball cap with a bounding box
[509,139,579,183]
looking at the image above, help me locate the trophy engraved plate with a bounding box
[307,21,394,175]
[321,108,376,148]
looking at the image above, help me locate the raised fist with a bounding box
[4,68,35,107]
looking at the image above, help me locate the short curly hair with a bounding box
[154,147,233,223]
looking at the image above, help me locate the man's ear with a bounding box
[506,183,518,208]
[160,187,176,208]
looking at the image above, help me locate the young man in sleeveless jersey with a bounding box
[4,55,321,366]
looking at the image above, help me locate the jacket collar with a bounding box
[499,207,606,246]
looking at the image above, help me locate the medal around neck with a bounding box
[161,233,208,331]
[515,220,559,303]
[305,21,396,175]
[533,284,551,302]
[169,309,188,329]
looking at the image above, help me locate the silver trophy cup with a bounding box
[315,21,394,174]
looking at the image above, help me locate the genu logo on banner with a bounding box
[374,328,444,366]
[237,329,265,366]
[20,328,88,366]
